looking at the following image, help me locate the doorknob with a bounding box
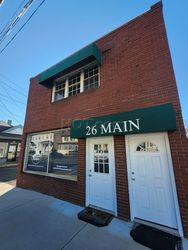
[131,177,135,181]
[89,174,92,177]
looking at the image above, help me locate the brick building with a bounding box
[0,120,22,164]
[17,2,188,238]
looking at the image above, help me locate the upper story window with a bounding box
[54,80,66,101]
[68,72,81,96]
[52,63,99,102]
[84,65,99,91]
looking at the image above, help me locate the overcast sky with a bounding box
[0,0,187,125]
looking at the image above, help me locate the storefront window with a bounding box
[48,130,78,176]
[24,129,78,180]
[16,143,21,158]
[7,142,19,161]
[0,142,8,158]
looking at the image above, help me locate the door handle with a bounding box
[131,178,135,181]
[89,174,92,177]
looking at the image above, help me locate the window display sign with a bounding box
[48,130,78,176]
[26,133,53,172]
[25,129,78,180]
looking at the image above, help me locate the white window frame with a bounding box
[83,64,99,91]
[23,128,78,181]
[52,61,100,102]
[68,72,81,97]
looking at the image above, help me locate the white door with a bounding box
[86,137,116,214]
[127,133,178,229]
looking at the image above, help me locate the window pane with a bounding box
[25,133,53,172]
[136,141,159,152]
[94,163,98,172]
[84,65,99,91]
[48,129,78,178]
[93,143,109,174]
[104,164,109,173]
[0,142,8,158]
[54,80,66,101]
[7,143,17,161]
[68,73,81,96]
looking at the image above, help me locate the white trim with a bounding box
[125,135,135,221]
[134,218,180,237]
[86,139,90,207]
[164,133,184,236]
[51,84,55,102]
[51,62,100,102]
[64,78,69,98]
[23,135,30,172]
[23,169,77,181]
[125,132,183,236]
[86,136,117,215]
[80,69,84,93]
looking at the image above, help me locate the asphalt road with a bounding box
[0,166,17,186]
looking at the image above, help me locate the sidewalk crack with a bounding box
[61,223,88,250]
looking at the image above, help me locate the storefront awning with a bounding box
[38,43,102,87]
[70,103,177,138]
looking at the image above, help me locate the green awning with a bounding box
[38,43,102,86]
[71,103,177,138]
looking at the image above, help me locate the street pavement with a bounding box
[0,166,17,186]
[0,181,150,250]
[0,167,187,249]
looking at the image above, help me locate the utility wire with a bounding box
[0,99,22,124]
[0,0,34,44]
[0,84,26,110]
[0,0,26,35]
[0,0,4,7]
[0,73,27,93]
[0,107,13,120]
[0,93,26,105]
[0,0,46,55]
[0,79,27,97]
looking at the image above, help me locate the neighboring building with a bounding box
[17,2,188,239]
[0,120,23,164]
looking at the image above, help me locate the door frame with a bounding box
[85,136,117,215]
[125,132,183,236]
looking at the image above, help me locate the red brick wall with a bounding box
[17,2,188,236]
[114,136,130,220]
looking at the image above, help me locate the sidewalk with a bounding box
[0,182,149,250]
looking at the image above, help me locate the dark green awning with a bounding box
[38,43,102,86]
[71,103,177,138]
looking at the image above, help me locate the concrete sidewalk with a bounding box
[0,182,149,250]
